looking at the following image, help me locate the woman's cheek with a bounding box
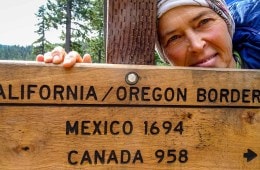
[164,47,186,66]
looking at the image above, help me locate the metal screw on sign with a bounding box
[125,72,139,85]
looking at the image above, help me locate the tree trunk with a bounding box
[104,0,107,61]
[65,0,72,52]
[42,10,45,54]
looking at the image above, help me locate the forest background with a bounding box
[0,0,163,64]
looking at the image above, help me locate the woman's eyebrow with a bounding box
[190,10,215,23]
[163,29,177,38]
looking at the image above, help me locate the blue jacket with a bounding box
[227,0,260,69]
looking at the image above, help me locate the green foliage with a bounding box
[84,33,105,63]
[33,0,105,62]
[33,5,53,55]
[155,52,170,66]
[0,44,34,60]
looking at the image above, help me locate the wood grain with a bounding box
[106,0,156,64]
[0,61,259,169]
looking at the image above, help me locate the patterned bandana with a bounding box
[156,0,235,64]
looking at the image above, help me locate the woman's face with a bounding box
[158,6,235,68]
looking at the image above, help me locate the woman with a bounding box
[36,0,247,68]
[155,0,240,68]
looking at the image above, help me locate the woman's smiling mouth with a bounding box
[190,53,218,67]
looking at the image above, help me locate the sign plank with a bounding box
[0,61,259,169]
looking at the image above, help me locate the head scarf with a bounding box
[156,0,235,64]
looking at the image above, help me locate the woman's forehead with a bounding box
[160,5,214,21]
[158,6,216,33]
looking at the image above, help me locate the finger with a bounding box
[83,53,92,63]
[36,54,44,62]
[52,46,66,64]
[43,52,53,63]
[63,51,82,68]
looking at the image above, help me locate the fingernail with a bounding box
[45,54,53,61]
[53,55,60,63]
[64,57,71,64]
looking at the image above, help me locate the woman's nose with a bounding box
[187,31,206,53]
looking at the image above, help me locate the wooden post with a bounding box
[106,0,156,64]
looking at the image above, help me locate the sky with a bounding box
[0,0,61,46]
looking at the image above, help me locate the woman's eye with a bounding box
[198,18,212,27]
[166,35,181,46]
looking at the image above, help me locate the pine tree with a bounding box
[33,5,52,56]
[32,0,105,62]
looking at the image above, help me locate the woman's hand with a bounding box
[36,46,92,68]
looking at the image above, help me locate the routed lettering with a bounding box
[0,84,98,101]
[197,88,260,103]
[68,150,143,165]
[0,83,258,104]
[66,120,133,135]
[116,86,187,102]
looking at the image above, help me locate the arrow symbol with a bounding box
[244,149,257,162]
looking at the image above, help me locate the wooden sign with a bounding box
[0,61,259,169]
